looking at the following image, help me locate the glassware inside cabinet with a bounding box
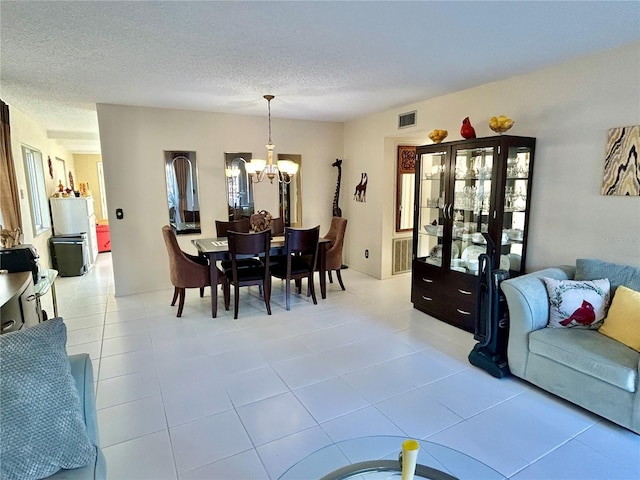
[452,147,493,275]
[417,151,446,266]
[501,145,532,273]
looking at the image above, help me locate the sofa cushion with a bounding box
[0,318,96,480]
[529,328,638,393]
[543,277,610,329]
[599,286,640,352]
[575,258,640,294]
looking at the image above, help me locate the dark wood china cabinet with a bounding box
[411,135,536,332]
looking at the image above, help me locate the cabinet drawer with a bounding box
[1,296,24,334]
[445,301,476,332]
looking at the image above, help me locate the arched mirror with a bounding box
[224,152,255,220]
[164,150,201,234]
[396,145,416,232]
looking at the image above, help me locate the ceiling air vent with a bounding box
[398,111,417,129]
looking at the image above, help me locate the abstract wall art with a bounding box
[601,125,640,196]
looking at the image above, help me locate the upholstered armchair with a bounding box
[162,225,229,317]
[322,217,347,290]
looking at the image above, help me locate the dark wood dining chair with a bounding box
[214,218,261,270]
[162,225,229,317]
[215,218,250,236]
[224,230,272,319]
[271,226,320,310]
[270,217,285,235]
[183,210,200,222]
[320,217,348,290]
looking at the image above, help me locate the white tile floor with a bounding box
[52,253,639,479]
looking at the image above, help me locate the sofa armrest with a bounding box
[68,354,100,447]
[501,266,575,377]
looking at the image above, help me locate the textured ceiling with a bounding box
[1,1,639,153]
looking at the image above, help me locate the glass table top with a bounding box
[278,436,505,480]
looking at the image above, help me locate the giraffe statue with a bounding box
[332,158,343,217]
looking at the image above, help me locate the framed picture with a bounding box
[601,125,640,196]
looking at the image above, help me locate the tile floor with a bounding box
[51,253,639,479]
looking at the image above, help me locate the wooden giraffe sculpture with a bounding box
[332,158,343,217]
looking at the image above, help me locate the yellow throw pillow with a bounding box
[598,286,640,351]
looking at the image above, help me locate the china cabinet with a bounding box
[411,135,535,332]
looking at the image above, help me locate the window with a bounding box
[21,145,50,235]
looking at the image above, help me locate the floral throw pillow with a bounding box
[543,277,611,329]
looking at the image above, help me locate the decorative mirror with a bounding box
[396,145,416,232]
[277,154,302,227]
[224,152,255,220]
[164,150,201,234]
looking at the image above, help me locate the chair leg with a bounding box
[285,280,291,311]
[295,278,302,294]
[177,288,186,317]
[264,277,272,315]
[223,282,230,310]
[309,274,317,305]
[328,270,333,284]
[199,287,205,298]
[233,284,240,320]
[171,287,179,306]
[335,270,346,291]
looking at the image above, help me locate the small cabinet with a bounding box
[411,135,535,331]
[1,272,40,334]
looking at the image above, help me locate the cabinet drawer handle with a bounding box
[26,295,37,302]
[422,278,433,283]
[458,289,472,295]
[456,308,471,315]
[2,320,16,332]
[421,296,433,301]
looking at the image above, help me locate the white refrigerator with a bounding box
[49,196,99,266]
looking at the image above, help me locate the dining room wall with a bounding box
[343,41,640,279]
[97,104,343,296]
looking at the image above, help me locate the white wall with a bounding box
[8,106,75,269]
[97,104,343,296]
[343,42,640,278]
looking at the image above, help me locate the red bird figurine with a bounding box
[460,117,476,139]
[559,300,595,326]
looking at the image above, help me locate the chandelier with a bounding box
[245,95,299,184]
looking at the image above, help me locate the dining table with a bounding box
[192,235,331,318]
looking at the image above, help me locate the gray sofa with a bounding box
[501,265,639,434]
[48,354,106,480]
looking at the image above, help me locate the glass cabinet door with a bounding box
[416,150,446,267]
[500,145,532,273]
[452,146,494,276]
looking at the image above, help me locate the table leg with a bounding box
[51,281,59,317]
[209,255,218,318]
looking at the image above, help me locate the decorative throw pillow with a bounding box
[598,286,640,351]
[0,318,96,480]
[575,259,640,294]
[543,277,610,329]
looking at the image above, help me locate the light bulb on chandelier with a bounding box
[245,95,299,184]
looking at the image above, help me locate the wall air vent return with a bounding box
[392,237,413,274]
[398,111,417,129]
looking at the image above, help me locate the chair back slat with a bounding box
[284,226,320,256]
